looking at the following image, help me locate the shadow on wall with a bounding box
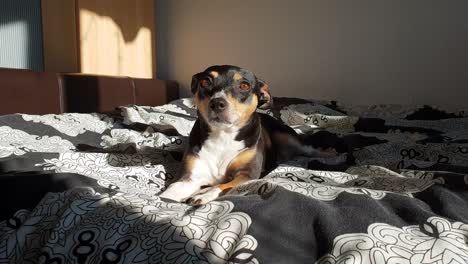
[155,0,169,81]
[0,0,44,71]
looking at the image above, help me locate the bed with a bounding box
[0,71,467,263]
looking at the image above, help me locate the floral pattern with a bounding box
[0,126,75,158]
[316,217,468,264]
[36,152,175,196]
[100,128,186,154]
[0,188,258,263]
[0,97,467,263]
[121,105,195,136]
[230,165,441,201]
[22,113,114,137]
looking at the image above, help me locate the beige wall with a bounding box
[156,0,468,107]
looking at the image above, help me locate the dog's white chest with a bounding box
[194,129,245,182]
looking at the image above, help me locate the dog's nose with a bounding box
[209,98,227,113]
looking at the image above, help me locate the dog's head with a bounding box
[191,65,272,129]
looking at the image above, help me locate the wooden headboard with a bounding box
[0,67,178,115]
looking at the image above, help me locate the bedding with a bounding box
[0,97,467,263]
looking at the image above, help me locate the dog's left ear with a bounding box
[257,79,273,109]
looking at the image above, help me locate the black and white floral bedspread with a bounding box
[0,97,467,264]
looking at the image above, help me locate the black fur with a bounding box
[188,65,315,177]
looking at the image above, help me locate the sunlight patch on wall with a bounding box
[79,5,154,78]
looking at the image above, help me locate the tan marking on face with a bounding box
[194,92,209,121]
[226,147,256,179]
[260,82,270,92]
[233,73,243,80]
[258,82,273,109]
[226,94,258,126]
[209,71,219,78]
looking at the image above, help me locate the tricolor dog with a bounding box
[160,65,330,205]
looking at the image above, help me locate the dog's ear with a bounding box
[257,79,273,109]
[190,73,202,94]
[190,73,200,94]
[191,72,213,95]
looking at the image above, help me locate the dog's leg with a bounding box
[274,132,337,161]
[159,178,204,202]
[185,147,261,206]
[159,155,212,202]
[185,174,250,206]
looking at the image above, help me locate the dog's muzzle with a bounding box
[209,98,227,114]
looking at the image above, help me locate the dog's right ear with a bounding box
[191,72,212,95]
[190,73,202,94]
[257,79,273,109]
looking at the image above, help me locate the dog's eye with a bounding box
[200,78,211,88]
[239,81,251,91]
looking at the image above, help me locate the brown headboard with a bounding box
[0,68,179,115]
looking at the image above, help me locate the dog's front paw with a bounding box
[159,189,184,202]
[185,186,222,206]
[159,182,194,202]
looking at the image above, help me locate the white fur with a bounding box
[160,127,246,202]
[186,136,263,204]
[212,91,226,99]
[159,181,200,201]
[193,127,246,182]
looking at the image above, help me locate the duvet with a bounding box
[0,97,467,264]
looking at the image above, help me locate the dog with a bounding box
[160,65,331,205]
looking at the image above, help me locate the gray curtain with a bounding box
[0,0,44,71]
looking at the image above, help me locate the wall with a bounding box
[41,0,79,73]
[156,0,468,107]
[77,0,156,78]
[0,0,44,71]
